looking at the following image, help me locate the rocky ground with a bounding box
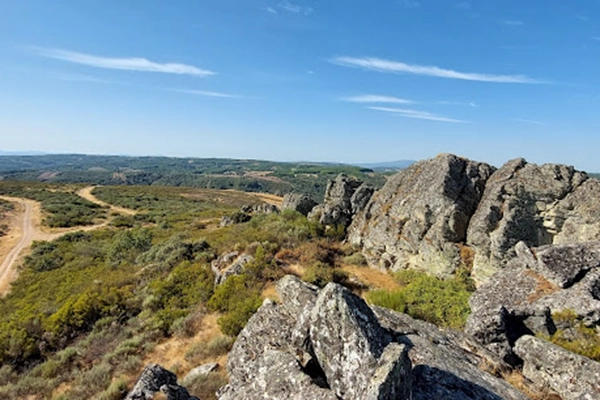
[127,153,600,399]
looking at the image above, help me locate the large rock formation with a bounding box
[218,275,528,400]
[466,158,593,282]
[466,240,600,364]
[281,193,318,216]
[348,154,600,284]
[309,174,374,228]
[348,153,495,276]
[514,335,600,399]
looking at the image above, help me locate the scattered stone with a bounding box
[182,362,219,386]
[514,335,600,400]
[211,252,254,285]
[125,364,198,400]
[281,193,318,216]
[241,203,279,214]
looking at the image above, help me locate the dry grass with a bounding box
[142,313,228,379]
[502,370,562,400]
[261,283,280,302]
[524,270,559,303]
[342,265,402,292]
[459,245,475,272]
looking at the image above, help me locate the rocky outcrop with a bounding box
[218,275,527,400]
[514,335,600,399]
[126,364,198,400]
[466,159,591,283]
[348,153,495,276]
[309,174,374,228]
[210,252,254,285]
[281,193,318,216]
[348,154,600,283]
[240,203,279,214]
[466,241,600,364]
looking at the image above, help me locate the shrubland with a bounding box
[0,184,347,398]
[0,182,106,227]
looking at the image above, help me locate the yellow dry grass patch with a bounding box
[261,282,280,302]
[248,192,283,207]
[502,370,561,400]
[142,313,228,379]
[342,264,402,291]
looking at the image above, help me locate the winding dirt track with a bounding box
[0,187,135,295]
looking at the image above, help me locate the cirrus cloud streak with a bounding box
[35,48,215,77]
[368,106,468,123]
[330,56,541,83]
[340,94,414,104]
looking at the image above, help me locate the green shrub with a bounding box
[366,270,474,329]
[208,275,263,336]
[544,309,600,361]
[303,261,349,288]
[187,371,229,400]
[96,378,129,400]
[343,252,367,266]
[217,296,263,336]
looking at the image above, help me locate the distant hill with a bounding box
[354,160,415,171]
[0,154,386,202]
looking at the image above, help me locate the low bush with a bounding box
[366,269,474,329]
[544,309,600,361]
[303,261,349,288]
[208,275,263,336]
[187,371,229,400]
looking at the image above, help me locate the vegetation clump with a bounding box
[0,182,107,227]
[366,268,475,329]
[542,309,600,362]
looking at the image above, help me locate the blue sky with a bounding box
[1,1,600,170]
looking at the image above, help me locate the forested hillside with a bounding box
[0,155,386,202]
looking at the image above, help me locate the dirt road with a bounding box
[0,187,135,295]
[77,186,137,215]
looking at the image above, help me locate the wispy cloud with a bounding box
[264,6,278,14]
[170,89,241,98]
[368,106,467,123]
[455,2,471,10]
[329,56,541,83]
[35,48,215,76]
[511,118,543,125]
[575,14,589,22]
[502,20,524,26]
[341,94,414,104]
[593,36,600,41]
[277,1,313,15]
